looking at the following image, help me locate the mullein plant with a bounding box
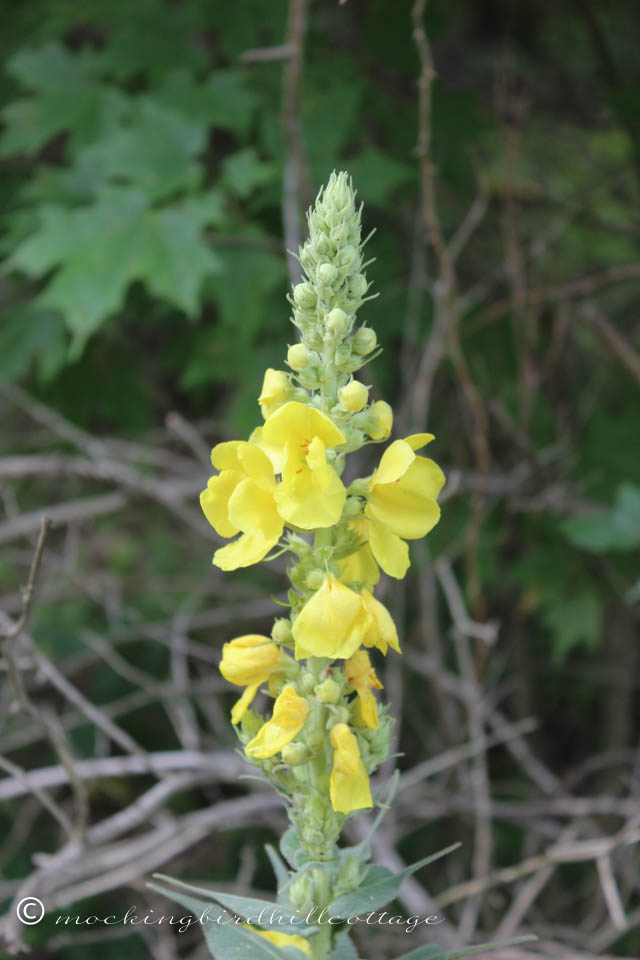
[150,174,534,960]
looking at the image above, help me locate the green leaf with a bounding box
[562,484,640,552]
[156,69,258,138]
[393,946,445,960]
[0,305,67,382]
[7,186,224,341]
[151,874,311,937]
[97,2,208,79]
[0,43,126,155]
[148,880,308,960]
[222,148,277,198]
[280,826,306,869]
[394,935,537,960]
[78,98,207,201]
[265,844,290,891]
[543,591,601,662]
[330,931,361,960]
[445,935,538,960]
[347,148,414,206]
[328,843,461,919]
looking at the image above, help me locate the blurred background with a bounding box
[1,1,639,958]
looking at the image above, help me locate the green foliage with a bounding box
[328,844,460,919]
[562,483,640,552]
[9,186,224,346]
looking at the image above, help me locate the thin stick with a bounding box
[281,0,309,286]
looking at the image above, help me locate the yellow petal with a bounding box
[244,926,310,955]
[228,477,283,540]
[405,432,435,451]
[219,635,280,687]
[292,575,372,660]
[263,401,346,450]
[211,440,275,484]
[346,648,383,691]
[339,542,380,590]
[361,591,401,655]
[250,426,283,474]
[200,470,242,538]
[371,439,415,486]
[245,685,309,759]
[258,369,290,420]
[367,457,444,539]
[231,683,259,724]
[367,519,410,579]
[356,689,379,729]
[276,437,346,529]
[329,723,373,813]
[213,532,279,571]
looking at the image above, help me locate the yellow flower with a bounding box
[361,591,401,655]
[245,685,309,759]
[262,401,347,529]
[244,926,310,955]
[367,400,393,440]
[346,649,383,729]
[219,635,280,724]
[338,518,380,591]
[200,441,283,571]
[329,723,373,814]
[292,574,372,661]
[364,433,445,578]
[258,368,290,419]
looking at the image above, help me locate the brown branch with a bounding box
[281,0,310,285]
[581,303,640,387]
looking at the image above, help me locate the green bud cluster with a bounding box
[287,172,382,425]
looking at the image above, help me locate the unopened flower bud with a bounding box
[271,618,293,645]
[315,677,341,704]
[337,244,357,268]
[353,326,377,355]
[317,263,338,285]
[326,308,349,336]
[334,344,352,367]
[289,874,314,911]
[343,496,363,518]
[281,741,309,765]
[306,569,325,591]
[331,706,350,725]
[288,343,313,371]
[339,380,368,412]
[293,282,316,309]
[367,400,393,440]
[349,274,368,299]
[301,672,316,693]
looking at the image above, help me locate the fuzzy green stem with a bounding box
[310,868,333,960]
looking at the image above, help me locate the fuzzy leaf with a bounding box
[328,843,461,919]
[265,844,290,892]
[394,934,537,960]
[330,932,361,960]
[149,880,308,960]
[151,874,312,937]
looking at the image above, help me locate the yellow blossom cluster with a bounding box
[199,171,445,824]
